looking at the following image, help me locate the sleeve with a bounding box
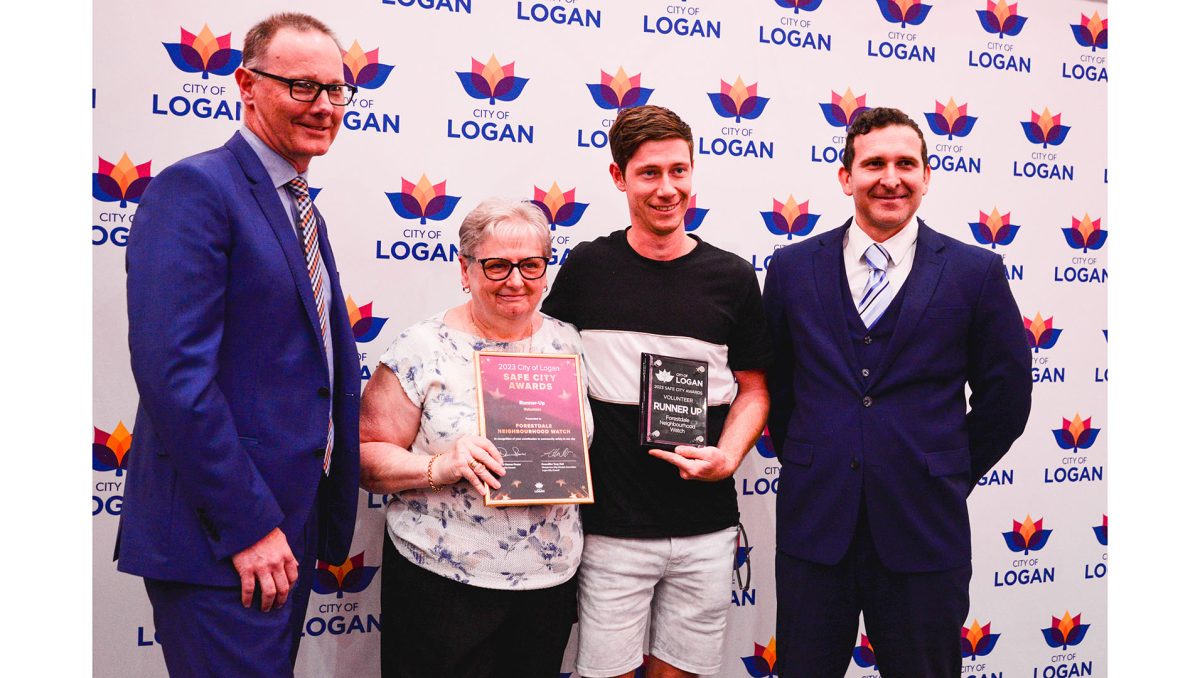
[126,161,284,560]
[726,261,774,372]
[540,246,582,325]
[378,324,434,408]
[761,251,796,452]
[965,253,1034,485]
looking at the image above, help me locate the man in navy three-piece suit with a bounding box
[763,107,1032,677]
[118,13,360,676]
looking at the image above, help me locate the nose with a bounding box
[655,175,675,197]
[308,89,336,116]
[879,164,901,188]
[502,267,525,288]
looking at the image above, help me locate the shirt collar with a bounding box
[238,127,307,189]
[846,216,920,266]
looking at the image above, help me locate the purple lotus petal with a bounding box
[1039,328,1062,350]
[1075,428,1101,449]
[163,43,204,73]
[1094,28,1108,49]
[92,174,123,203]
[1065,624,1089,647]
[1086,230,1108,250]
[343,64,356,84]
[977,10,1001,34]
[951,115,977,137]
[1045,125,1071,146]
[740,655,771,678]
[1004,14,1028,36]
[960,637,975,659]
[761,211,787,237]
[925,112,951,136]
[206,48,241,75]
[621,86,654,109]
[554,202,588,227]
[968,223,993,246]
[385,192,424,220]
[1093,525,1108,545]
[124,176,153,204]
[93,443,119,473]
[1021,121,1047,145]
[587,83,620,109]
[1062,228,1086,250]
[1002,531,1027,552]
[456,71,491,100]
[797,214,821,237]
[492,76,529,102]
[708,92,739,119]
[1043,627,1066,649]
[848,106,870,126]
[530,200,553,223]
[311,570,341,595]
[974,633,999,657]
[820,102,848,127]
[340,565,380,594]
[995,224,1019,246]
[1071,25,1094,49]
[684,207,708,232]
[905,3,933,26]
[1026,528,1052,551]
[355,317,388,343]
[1053,429,1076,449]
[424,195,461,222]
[739,95,770,121]
[877,0,902,22]
[852,646,877,668]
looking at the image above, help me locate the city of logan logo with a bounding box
[683,195,709,232]
[925,98,977,140]
[162,24,242,79]
[755,429,776,459]
[1042,611,1090,650]
[531,182,588,231]
[961,619,1001,660]
[586,67,653,111]
[94,422,132,475]
[1021,108,1071,149]
[740,637,778,677]
[1024,313,1062,352]
[969,208,1019,249]
[977,0,1027,38]
[1071,12,1108,51]
[1003,515,1052,555]
[851,634,878,669]
[1062,213,1107,253]
[456,54,529,105]
[874,0,933,29]
[385,174,462,225]
[1094,515,1107,546]
[1053,413,1101,453]
[347,296,389,343]
[342,41,395,90]
[820,88,869,130]
[312,552,380,598]
[775,0,824,13]
[761,196,820,240]
[708,77,770,123]
[93,154,154,208]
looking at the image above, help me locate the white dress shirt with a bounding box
[842,217,920,308]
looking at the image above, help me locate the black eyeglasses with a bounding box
[467,256,550,281]
[249,68,357,106]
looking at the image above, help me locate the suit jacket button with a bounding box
[850,459,860,471]
[863,335,873,345]
[861,368,870,378]
[862,396,873,407]
[318,386,330,398]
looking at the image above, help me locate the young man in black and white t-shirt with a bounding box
[542,105,772,678]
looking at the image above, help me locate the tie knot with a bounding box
[286,176,309,199]
[864,243,891,272]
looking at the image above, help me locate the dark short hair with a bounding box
[608,105,693,174]
[842,107,928,170]
[242,13,341,70]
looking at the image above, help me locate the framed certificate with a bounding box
[638,352,709,449]
[475,351,594,507]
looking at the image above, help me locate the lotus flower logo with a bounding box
[969,208,1020,249]
[456,54,529,105]
[961,619,1001,660]
[755,430,776,459]
[684,195,709,232]
[1021,108,1071,149]
[1003,515,1052,555]
[162,24,242,79]
[820,88,869,130]
[1042,611,1090,650]
[776,0,824,13]
[531,182,589,231]
[708,77,770,124]
[1094,515,1107,546]
[925,98,977,140]
[875,0,933,28]
[1062,213,1107,253]
[93,421,132,475]
[735,543,753,570]
[851,634,878,668]
[761,196,821,240]
[1024,312,1063,353]
[347,296,389,343]
[586,67,654,111]
[740,637,777,677]
[93,154,154,208]
[385,174,462,225]
[977,0,1027,38]
[1072,12,1108,52]
[655,369,674,383]
[342,41,395,90]
[312,552,380,599]
[1053,413,1101,453]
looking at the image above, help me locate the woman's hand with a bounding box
[434,435,506,496]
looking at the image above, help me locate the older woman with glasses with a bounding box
[360,197,592,677]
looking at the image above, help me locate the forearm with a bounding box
[359,441,437,494]
[715,382,770,475]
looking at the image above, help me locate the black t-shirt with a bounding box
[541,228,773,538]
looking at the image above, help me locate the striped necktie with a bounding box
[858,242,894,330]
[285,176,334,475]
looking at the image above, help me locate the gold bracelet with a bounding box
[427,453,443,492]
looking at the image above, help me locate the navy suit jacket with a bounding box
[763,219,1031,573]
[118,133,361,587]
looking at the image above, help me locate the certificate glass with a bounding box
[638,353,709,449]
[475,351,594,506]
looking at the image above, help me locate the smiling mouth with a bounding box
[650,202,681,213]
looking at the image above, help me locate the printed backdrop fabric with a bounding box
[92,1,1108,676]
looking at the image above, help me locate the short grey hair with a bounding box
[242,13,341,70]
[458,198,552,258]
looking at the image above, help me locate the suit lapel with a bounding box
[225,133,327,358]
[813,220,858,383]
[874,220,947,380]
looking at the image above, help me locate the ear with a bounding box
[459,256,471,289]
[921,163,931,194]
[838,165,853,196]
[609,162,626,192]
[235,68,255,107]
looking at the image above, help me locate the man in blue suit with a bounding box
[118,13,360,675]
[763,107,1031,677]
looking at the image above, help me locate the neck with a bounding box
[627,224,695,261]
[467,303,532,342]
[855,217,914,244]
